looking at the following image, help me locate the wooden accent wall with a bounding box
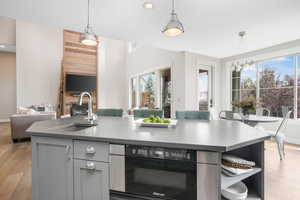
[57,30,98,116]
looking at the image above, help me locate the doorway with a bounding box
[160,68,171,118]
[197,66,212,111]
[0,52,16,121]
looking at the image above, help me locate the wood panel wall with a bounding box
[57,30,98,116]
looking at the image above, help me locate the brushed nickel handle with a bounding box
[86,145,96,154]
[86,161,96,170]
[153,192,165,197]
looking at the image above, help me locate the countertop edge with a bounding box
[27,130,269,152]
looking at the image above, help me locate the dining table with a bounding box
[220,114,280,127]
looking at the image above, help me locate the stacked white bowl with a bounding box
[221,181,248,200]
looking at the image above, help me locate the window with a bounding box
[232,65,257,102]
[130,69,172,115]
[258,56,294,117]
[198,69,209,110]
[232,55,300,118]
[139,73,156,108]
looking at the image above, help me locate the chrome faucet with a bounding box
[78,92,96,123]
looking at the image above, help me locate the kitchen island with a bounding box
[27,116,270,200]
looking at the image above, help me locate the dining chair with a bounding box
[262,111,292,160]
[256,107,271,116]
[255,107,271,131]
[281,106,289,118]
[133,109,163,118]
[219,110,243,122]
[176,110,210,120]
[209,107,218,120]
[96,108,123,117]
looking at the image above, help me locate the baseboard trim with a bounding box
[0,119,10,123]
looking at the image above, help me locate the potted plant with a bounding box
[232,98,258,116]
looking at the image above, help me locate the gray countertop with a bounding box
[27,116,270,152]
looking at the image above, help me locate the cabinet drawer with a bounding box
[74,140,109,162]
[74,160,109,200]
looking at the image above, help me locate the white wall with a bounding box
[0,17,16,45]
[220,39,300,144]
[124,45,223,117]
[0,52,16,121]
[97,37,127,109]
[184,52,221,117]
[125,45,185,117]
[16,20,63,107]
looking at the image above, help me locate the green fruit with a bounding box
[163,119,171,124]
[143,119,151,123]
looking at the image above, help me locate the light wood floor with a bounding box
[0,122,300,200]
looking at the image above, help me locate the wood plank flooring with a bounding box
[0,123,31,200]
[0,122,300,200]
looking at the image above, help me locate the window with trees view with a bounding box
[139,73,156,108]
[232,55,300,118]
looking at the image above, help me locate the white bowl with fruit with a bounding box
[135,115,177,128]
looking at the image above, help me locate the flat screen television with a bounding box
[65,74,96,92]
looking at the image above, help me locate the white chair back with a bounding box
[281,106,289,118]
[256,107,271,116]
[209,107,218,120]
[219,110,243,121]
[275,111,292,136]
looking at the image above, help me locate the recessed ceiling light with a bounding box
[143,2,154,9]
[0,44,5,48]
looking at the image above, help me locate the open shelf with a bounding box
[221,167,262,190]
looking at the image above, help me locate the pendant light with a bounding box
[231,31,255,71]
[162,0,184,37]
[81,0,98,46]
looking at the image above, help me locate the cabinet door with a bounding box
[109,155,125,192]
[32,136,73,200]
[74,160,109,200]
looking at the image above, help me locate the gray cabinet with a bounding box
[74,159,109,200]
[32,136,73,200]
[197,163,220,200]
[109,155,125,192]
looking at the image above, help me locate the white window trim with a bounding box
[129,67,172,110]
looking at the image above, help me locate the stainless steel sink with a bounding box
[48,124,89,132]
[59,125,88,132]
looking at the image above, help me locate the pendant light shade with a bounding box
[81,0,98,46]
[162,0,184,37]
[81,25,97,46]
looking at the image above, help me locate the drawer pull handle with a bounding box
[86,146,96,154]
[86,161,96,170]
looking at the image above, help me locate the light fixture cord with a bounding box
[87,0,90,27]
[172,0,175,13]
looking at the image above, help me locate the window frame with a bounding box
[129,72,161,110]
[231,53,300,119]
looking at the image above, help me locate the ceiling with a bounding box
[1,0,300,58]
